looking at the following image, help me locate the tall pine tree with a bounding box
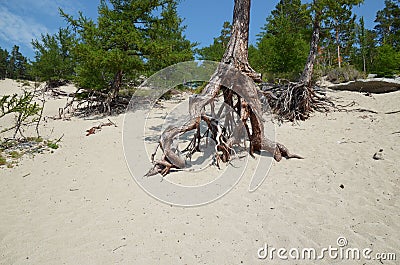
[61,0,194,113]
[253,0,311,80]
[31,28,76,87]
[196,21,232,61]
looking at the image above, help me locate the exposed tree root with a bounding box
[145,69,303,177]
[261,80,334,122]
[145,0,302,177]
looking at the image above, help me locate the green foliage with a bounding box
[9,150,23,159]
[196,21,232,61]
[0,48,9,79]
[0,91,42,135]
[31,28,76,86]
[326,65,365,83]
[315,0,364,68]
[8,45,29,79]
[352,17,378,73]
[0,45,29,80]
[46,141,59,149]
[0,92,40,119]
[372,44,400,77]
[374,0,400,49]
[26,136,43,143]
[0,152,6,166]
[60,0,194,102]
[251,0,310,80]
[21,80,31,87]
[145,1,195,72]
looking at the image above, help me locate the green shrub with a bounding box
[193,82,207,94]
[372,44,400,77]
[10,150,23,159]
[326,65,365,83]
[0,153,6,166]
[47,141,59,149]
[26,137,43,143]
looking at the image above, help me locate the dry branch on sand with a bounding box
[85,119,117,136]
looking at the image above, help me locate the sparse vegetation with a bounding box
[0,152,6,166]
[326,65,366,83]
[46,141,59,150]
[9,150,23,159]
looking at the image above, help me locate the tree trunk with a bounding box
[300,10,321,87]
[363,55,366,73]
[105,69,123,113]
[270,3,332,121]
[336,27,341,68]
[147,0,300,176]
[221,0,261,81]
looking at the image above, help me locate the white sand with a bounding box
[0,79,399,264]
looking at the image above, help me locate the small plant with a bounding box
[46,141,59,149]
[26,136,43,143]
[10,150,23,159]
[22,81,31,87]
[0,91,42,137]
[0,153,6,166]
[326,65,365,83]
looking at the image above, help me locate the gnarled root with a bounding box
[263,81,334,122]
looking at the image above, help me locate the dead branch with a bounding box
[385,110,400,114]
[86,121,117,136]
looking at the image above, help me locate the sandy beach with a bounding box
[0,78,399,264]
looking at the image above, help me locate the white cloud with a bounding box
[0,6,49,49]
[2,0,84,18]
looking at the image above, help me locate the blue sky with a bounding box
[0,0,386,60]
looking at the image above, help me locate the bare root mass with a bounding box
[262,80,334,122]
[145,68,303,177]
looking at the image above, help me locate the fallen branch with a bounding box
[86,120,117,136]
[347,108,378,114]
[385,110,400,114]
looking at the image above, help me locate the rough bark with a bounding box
[336,27,341,68]
[105,69,123,113]
[270,7,332,121]
[299,10,321,87]
[221,0,261,82]
[146,0,301,176]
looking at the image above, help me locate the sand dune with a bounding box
[0,79,399,264]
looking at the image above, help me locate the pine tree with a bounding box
[0,48,9,79]
[145,1,195,72]
[374,0,400,49]
[61,0,194,113]
[318,0,364,68]
[31,28,76,87]
[8,45,28,79]
[352,17,377,73]
[253,0,311,79]
[372,0,400,76]
[196,21,232,61]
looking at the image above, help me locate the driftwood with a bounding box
[86,119,117,136]
[385,110,400,114]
